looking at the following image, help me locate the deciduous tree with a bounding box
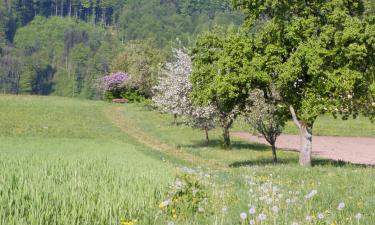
[234,0,375,166]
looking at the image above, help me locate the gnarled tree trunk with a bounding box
[299,124,313,167]
[289,105,313,167]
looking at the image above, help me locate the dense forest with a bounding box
[0,0,242,98]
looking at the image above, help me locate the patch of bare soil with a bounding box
[232,132,375,165]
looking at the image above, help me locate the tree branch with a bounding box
[289,105,301,129]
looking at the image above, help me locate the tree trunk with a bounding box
[289,105,313,167]
[61,0,64,16]
[299,124,313,167]
[173,114,177,125]
[204,127,209,144]
[69,0,72,17]
[271,143,277,163]
[222,126,231,149]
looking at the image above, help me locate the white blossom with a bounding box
[152,49,215,136]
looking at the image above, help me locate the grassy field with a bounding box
[0,95,374,225]
[0,96,175,225]
[233,114,375,137]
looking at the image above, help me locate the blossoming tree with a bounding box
[102,71,129,100]
[152,49,215,143]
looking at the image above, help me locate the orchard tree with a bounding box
[234,0,375,166]
[191,30,268,149]
[153,49,216,142]
[243,87,287,163]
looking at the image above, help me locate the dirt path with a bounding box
[233,132,375,165]
[103,106,226,169]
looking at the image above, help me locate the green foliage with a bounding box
[13,16,121,98]
[191,29,268,148]
[118,0,243,48]
[104,88,146,103]
[111,40,166,97]
[234,0,375,125]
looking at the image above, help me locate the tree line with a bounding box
[0,0,242,97]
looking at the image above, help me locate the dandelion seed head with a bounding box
[355,213,362,220]
[258,213,267,221]
[249,206,256,214]
[240,212,247,220]
[337,202,345,210]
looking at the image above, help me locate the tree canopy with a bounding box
[234,0,375,166]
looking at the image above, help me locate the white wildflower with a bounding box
[249,206,256,214]
[258,213,267,221]
[167,222,174,225]
[240,212,247,220]
[249,219,255,225]
[318,213,324,219]
[355,213,362,220]
[305,190,318,199]
[337,202,345,210]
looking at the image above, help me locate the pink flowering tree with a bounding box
[102,72,129,100]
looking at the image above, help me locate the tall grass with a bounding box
[0,95,174,225]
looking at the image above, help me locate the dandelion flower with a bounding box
[318,213,324,219]
[249,206,256,214]
[337,202,345,210]
[355,213,362,220]
[240,212,247,220]
[249,219,255,225]
[167,222,174,225]
[258,213,267,221]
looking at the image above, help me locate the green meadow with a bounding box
[0,95,374,225]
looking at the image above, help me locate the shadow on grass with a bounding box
[229,158,296,167]
[180,139,270,152]
[229,157,372,168]
[312,158,371,168]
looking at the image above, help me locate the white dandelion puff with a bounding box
[249,206,256,215]
[258,213,267,221]
[337,202,345,210]
[355,213,362,220]
[240,212,247,220]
